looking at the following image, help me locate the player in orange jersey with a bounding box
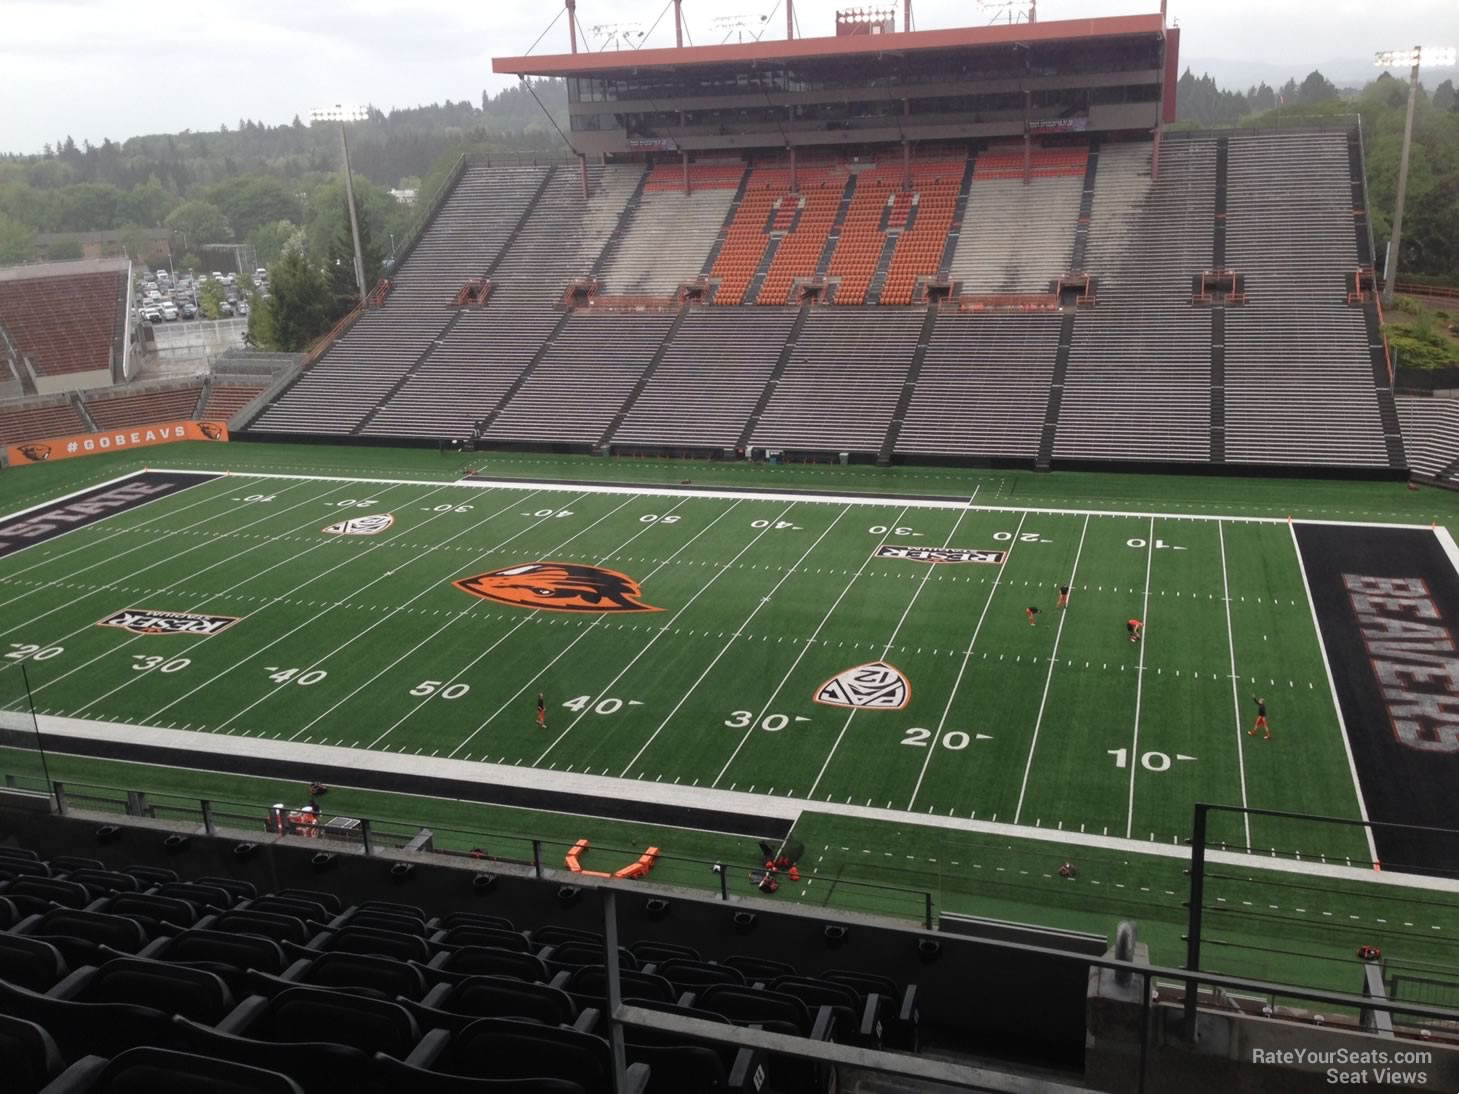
[1249,697,1271,740]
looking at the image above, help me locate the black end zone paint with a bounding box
[0,471,222,560]
[0,729,791,843]
[1294,523,1459,876]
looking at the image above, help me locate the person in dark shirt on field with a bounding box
[1249,697,1271,740]
[537,692,547,728]
[1026,605,1041,626]
[1057,584,1070,608]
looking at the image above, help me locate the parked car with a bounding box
[218,301,234,317]
[254,267,268,281]
[236,300,250,316]
[160,303,178,320]
[142,306,162,323]
[180,302,197,319]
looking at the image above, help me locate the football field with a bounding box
[0,462,1385,866]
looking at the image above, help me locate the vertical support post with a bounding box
[1139,969,1152,1094]
[54,781,67,816]
[717,863,728,901]
[904,0,910,32]
[603,890,630,1092]
[339,122,367,304]
[567,0,578,54]
[1152,126,1163,182]
[532,839,544,878]
[361,818,375,856]
[1383,55,1421,308]
[1023,129,1032,185]
[579,153,590,199]
[682,150,691,195]
[789,145,798,193]
[786,0,794,41]
[201,800,216,837]
[902,140,911,191]
[924,891,933,930]
[674,0,683,48]
[1184,803,1209,1038]
[18,663,53,813]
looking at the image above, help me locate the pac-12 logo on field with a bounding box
[875,545,1006,564]
[815,662,911,710]
[98,608,242,636]
[454,563,661,613]
[322,513,395,536]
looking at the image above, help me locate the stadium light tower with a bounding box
[310,104,370,304]
[1374,46,1456,307]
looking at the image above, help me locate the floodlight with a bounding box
[310,104,370,124]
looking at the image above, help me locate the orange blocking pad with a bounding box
[564,839,659,881]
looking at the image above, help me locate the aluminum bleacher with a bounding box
[0,264,127,381]
[1397,394,1459,481]
[750,309,920,455]
[1055,140,1215,463]
[613,310,798,450]
[896,313,1062,459]
[0,398,89,446]
[201,383,269,422]
[1223,131,1388,468]
[949,156,1084,293]
[598,164,742,295]
[877,162,962,306]
[86,383,204,429]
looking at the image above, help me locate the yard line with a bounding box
[1288,520,1379,865]
[1003,517,1094,822]
[25,482,435,702]
[0,474,271,595]
[446,499,743,760]
[618,504,852,777]
[0,476,306,633]
[909,509,1033,811]
[710,506,912,788]
[139,488,549,724]
[806,506,973,801]
[1218,520,1253,852]
[532,503,799,765]
[1124,517,1155,840]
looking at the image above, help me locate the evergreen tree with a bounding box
[266,247,331,351]
[325,189,384,319]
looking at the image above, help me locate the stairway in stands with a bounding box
[588,167,651,277]
[935,158,978,278]
[352,312,465,436]
[1209,137,1229,464]
[1035,311,1077,469]
[877,304,940,463]
[737,304,810,453]
[597,306,692,449]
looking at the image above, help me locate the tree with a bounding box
[116,223,150,262]
[165,200,227,246]
[266,247,332,351]
[198,279,226,320]
[207,176,300,241]
[48,239,83,260]
[0,215,33,263]
[248,219,301,267]
[324,189,385,319]
[1296,70,1339,106]
[1435,80,1456,113]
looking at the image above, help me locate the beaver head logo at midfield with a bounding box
[17,444,52,462]
[454,563,660,613]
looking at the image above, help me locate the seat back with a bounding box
[163,929,289,975]
[438,925,531,952]
[5,874,92,908]
[267,986,421,1058]
[0,1012,63,1094]
[450,976,576,1025]
[86,957,235,1024]
[656,959,744,991]
[90,1045,304,1094]
[0,933,67,992]
[108,891,199,928]
[65,868,141,896]
[303,951,428,1000]
[323,924,431,963]
[430,946,548,983]
[213,909,312,944]
[30,908,149,952]
[445,1018,612,1088]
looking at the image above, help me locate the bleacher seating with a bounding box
[1223,132,1388,467]
[896,313,1062,459]
[878,162,963,306]
[486,313,676,445]
[709,170,795,307]
[826,170,900,306]
[1055,140,1215,463]
[599,166,742,295]
[85,384,203,430]
[755,175,846,305]
[201,382,268,422]
[1397,395,1459,480]
[750,310,921,454]
[0,399,89,446]
[0,842,931,1094]
[0,268,126,379]
[613,310,798,450]
[949,152,1084,293]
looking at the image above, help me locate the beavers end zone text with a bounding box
[3,465,1457,880]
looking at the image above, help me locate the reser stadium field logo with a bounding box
[97,609,243,637]
[454,563,660,613]
[875,545,1006,564]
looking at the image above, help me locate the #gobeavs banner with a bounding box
[6,420,228,467]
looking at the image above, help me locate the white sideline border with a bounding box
[136,466,1444,528]
[19,714,1459,897]
[0,468,162,524]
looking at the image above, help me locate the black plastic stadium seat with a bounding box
[41,1046,305,1094]
[145,928,291,976]
[22,909,150,953]
[822,969,919,1051]
[63,870,140,898]
[652,959,744,993]
[172,1017,377,1094]
[246,895,333,923]
[196,876,258,902]
[155,881,235,910]
[628,941,700,965]
[0,847,41,862]
[557,966,675,1007]
[0,975,184,1060]
[370,1054,587,1094]
[303,924,432,963]
[120,866,177,887]
[529,926,601,948]
[698,984,816,1036]
[0,862,52,882]
[344,909,429,937]
[52,957,235,1024]
[403,1017,648,1094]
[357,899,426,920]
[0,1012,64,1094]
[272,889,342,916]
[432,925,532,952]
[50,857,106,873]
[104,891,200,929]
[0,897,19,930]
[722,954,796,981]
[543,942,637,972]
[407,975,580,1030]
[418,946,550,985]
[1,875,95,912]
[245,951,429,1002]
[218,985,422,1058]
[206,909,313,945]
[626,1041,741,1093]
[769,975,880,1046]
[438,911,516,933]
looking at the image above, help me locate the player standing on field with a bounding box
[537,692,547,728]
[1026,606,1041,626]
[1249,697,1271,740]
[1057,584,1070,608]
[1127,618,1142,643]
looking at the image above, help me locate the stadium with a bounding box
[1,2,1458,1092]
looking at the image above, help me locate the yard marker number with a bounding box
[426,504,473,513]
[753,520,798,529]
[409,680,471,699]
[993,532,1047,543]
[132,655,189,674]
[529,509,574,518]
[1126,538,1184,550]
[5,644,63,662]
[563,695,632,715]
[1109,748,1195,771]
[725,711,794,731]
[265,667,328,686]
[640,514,681,524]
[242,494,276,502]
[902,727,971,750]
[869,526,915,536]
[333,498,379,509]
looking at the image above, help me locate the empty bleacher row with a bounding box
[0,843,921,1094]
[1396,395,1459,481]
[1223,131,1389,467]
[0,399,89,448]
[948,149,1084,293]
[86,384,202,430]
[598,165,742,295]
[0,267,127,381]
[1055,139,1216,463]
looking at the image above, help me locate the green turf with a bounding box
[3,441,1457,999]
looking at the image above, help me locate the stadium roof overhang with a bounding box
[493,14,1165,79]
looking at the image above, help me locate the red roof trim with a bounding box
[493,14,1164,76]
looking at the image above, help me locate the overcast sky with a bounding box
[0,0,1453,156]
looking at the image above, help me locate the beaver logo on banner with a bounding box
[815,662,911,710]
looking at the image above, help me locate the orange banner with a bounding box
[6,420,228,467]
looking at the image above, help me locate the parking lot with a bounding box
[134,266,268,327]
